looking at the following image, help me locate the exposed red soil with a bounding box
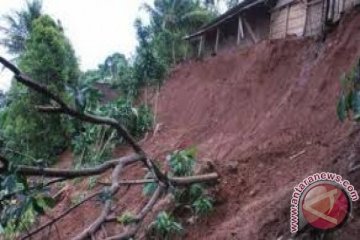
[32,8,360,240]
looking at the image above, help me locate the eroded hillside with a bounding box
[142,9,360,240]
[37,9,360,240]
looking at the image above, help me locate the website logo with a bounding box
[290,172,358,233]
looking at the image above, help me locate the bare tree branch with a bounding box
[105,186,164,240]
[16,154,143,178]
[99,173,219,187]
[73,161,126,240]
[21,190,102,240]
[97,179,157,186]
[170,173,219,186]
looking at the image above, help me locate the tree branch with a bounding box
[16,154,143,178]
[21,190,102,240]
[72,160,127,240]
[169,173,219,186]
[98,173,219,187]
[105,186,164,240]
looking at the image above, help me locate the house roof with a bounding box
[184,0,267,40]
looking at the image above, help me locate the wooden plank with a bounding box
[272,32,285,39]
[288,18,307,27]
[285,4,290,37]
[270,7,287,39]
[198,36,204,58]
[214,28,220,53]
[305,1,323,36]
[288,9,307,18]
[237,16,244,45]
[271,9,288,21]
[243,18,259,43]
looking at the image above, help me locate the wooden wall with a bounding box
[270,0,359,39]
[328,0,359,22]
[270,0,307,39]
[304,0,323,37]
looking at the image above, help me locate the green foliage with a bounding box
[143,0,216,65]
[96,99,153,138]
[337,59,360,122]
[99,53,129,85]
[193,196,213,216]
[143,147,214,240]
[0,166,56,236]
[0,15,79,165]
[71,98,153,166]
[117,211,135,225]
[151,211,183,240]
[189,183,204,201]
[143,171,157,196]
[0,90,6,109]
[71,124,116,167]
[70,193,86,206]
[0,0,43,55]
[167,147,197,176]
[0,205,36,239]
[134,19,167,89]
[87,176,98,190]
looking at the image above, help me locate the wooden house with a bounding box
[184,0,359,57]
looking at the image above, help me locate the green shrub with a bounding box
[117,211,135,225]
[0,170,55,237]
[193,197,214,216]
[167,147,196,177]
[71,98,153,167]
[143,171,157,196]
[151,211,182,240]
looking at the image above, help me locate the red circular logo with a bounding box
[301,183,350,230]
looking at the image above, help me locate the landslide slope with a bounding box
[142,9,360,240]
[35,9,360,240]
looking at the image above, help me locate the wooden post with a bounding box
[243,18,258,43]
[198,35,204,58]
[303,4,309,36]
[237,16,244,45]
[214,28,220,54]
[285,4,290,37]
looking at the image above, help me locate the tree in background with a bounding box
[143,0,216,65]
[133,19,167,101]
[98,53,129,85]
[0,0,43,56]
[0,15,80,165]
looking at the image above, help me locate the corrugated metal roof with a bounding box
[184,0,266,40]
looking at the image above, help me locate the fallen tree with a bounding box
[0,56,219,240]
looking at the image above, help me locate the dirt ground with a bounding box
[33,8,360,240]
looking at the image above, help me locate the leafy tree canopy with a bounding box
[0,15,79,165]
[0,0,43,55]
